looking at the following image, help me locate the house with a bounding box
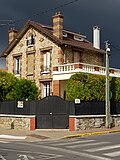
[1,12,106,99]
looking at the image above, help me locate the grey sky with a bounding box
[0,0,120,68]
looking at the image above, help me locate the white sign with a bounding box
[17,101,24,108]
[75,99,80,104]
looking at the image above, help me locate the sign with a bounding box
[75,99,80,104]
[17,101,24,108]
[109,91,112,99]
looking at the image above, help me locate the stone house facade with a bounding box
[1,12,104,99]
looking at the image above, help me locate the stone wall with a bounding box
[0,115,36,130]
[69,115,120,131]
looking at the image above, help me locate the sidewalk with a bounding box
[0,127,120,142]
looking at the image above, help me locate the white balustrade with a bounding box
[82,64,95,72]
[53,62,120,78]
[58,64,74,72]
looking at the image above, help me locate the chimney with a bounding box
[8,28,18,44]
[93,26,100,49]
[52,11,63,39]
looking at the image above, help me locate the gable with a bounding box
[1,20,104,58]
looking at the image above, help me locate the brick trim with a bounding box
[69,117,75,131]
[30,117,36,130]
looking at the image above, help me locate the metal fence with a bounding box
[75,101,120,115]
[0,100,36,115]
[0,98,120,115]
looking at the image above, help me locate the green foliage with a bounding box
[66,73,106,101]
[0,71,18,100]
[0,71,39,100]
[110,77,120,102]
[7,78,39,100]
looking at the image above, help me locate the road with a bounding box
[0,133,120,159]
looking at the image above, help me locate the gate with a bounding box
[36,96,74,129]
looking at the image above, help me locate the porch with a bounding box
[52,62,120,80]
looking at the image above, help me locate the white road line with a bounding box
[0,140,10,143]
[39,145,112,160]
[0,154,6,160]
[67,142,111,148]
[103,151,120,157]
[0,148,63,160]
[0,135,26,140]
[86,144,120,152]
[18,142,112,160]
[51,139,95,146]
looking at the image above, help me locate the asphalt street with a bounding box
[0,133,120,160]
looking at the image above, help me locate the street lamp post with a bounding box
[105,40,111,128]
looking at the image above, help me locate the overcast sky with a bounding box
[0,0,120,69]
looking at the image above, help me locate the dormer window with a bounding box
[26,34,34,46]
[74,35,84,41]
[63,33,67,38]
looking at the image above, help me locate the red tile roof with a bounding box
[1,20,104,57]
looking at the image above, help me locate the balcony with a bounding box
[52,62,120,80]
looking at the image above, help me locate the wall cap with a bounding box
[0,114,36,118]
[69,114,120,118]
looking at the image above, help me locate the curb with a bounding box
[64,129,120,139]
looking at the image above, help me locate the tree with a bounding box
[66,73,106,101]
[0,70,18,100]
[0,70,39,100]
[7,78,39,100]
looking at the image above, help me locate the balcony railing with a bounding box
[53,62,120,80]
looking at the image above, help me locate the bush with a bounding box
[66,73,106,101]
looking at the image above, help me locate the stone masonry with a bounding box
[69,115,120,131]
[0,115,35,130]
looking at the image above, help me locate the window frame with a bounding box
[42,51,50,73]
[43,82,50,97]
[14,57,20,75]
[26,34,34,47]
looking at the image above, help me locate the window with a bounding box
[43,82,50,97]
[26,34,34,46]
[43,52,50,72]
[14,57,20,74]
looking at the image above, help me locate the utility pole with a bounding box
[105,40,110,128]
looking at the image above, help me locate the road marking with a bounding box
[0,135,26,140]
[85,144,120,152]
[0,140,10,143]
[67,142,111,148]
[0,148,63,160]
[18,142,112,160]
[39,145,112,160]
[51,139,95,146]
[103,151,120,157]
[0,155,6,160]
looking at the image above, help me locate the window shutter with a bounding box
[47,52,50,71]
[46,83,50,96]
[14,58,16,74]
[44,53,47,71]
[16,58,20,74]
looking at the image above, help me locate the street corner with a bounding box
[63,129,120,139]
